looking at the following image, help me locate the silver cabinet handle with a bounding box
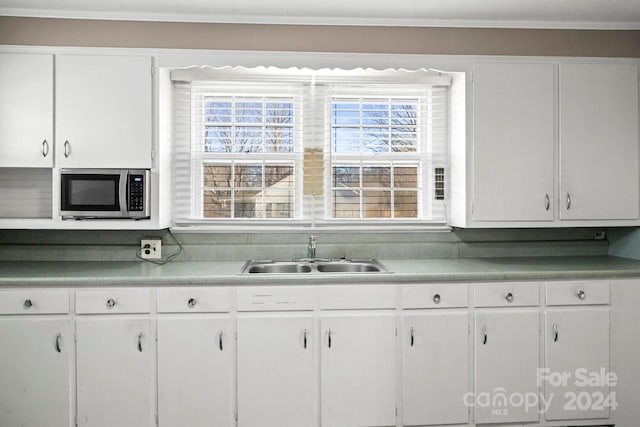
[23,299,33,309]
[63,140,70,158]
[481,326,487,345]
[545,194,550,211]
[303,329,308,349]
[553,323,559,342]
[106,298,117,309]
[42,139,49,158]
[433,293,441,304]
[410,326,414,347]
[56,333,62,353]
[218,331,224,351]
[55,333,62,353]
[187,298,197,308]
[326,329,332,348]
[576,290,586,300]
[137,332,144,352]
[566,193,571,210]
[505,292,514,303]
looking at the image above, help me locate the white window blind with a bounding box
[172,67,450,229]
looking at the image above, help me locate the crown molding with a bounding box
[2,8,640,30]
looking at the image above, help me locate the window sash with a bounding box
[172,77,449,228]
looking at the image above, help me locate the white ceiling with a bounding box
[1,0,640,29]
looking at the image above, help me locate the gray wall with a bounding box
[1,17,639,57]
[608,228,640,260]
[0,228,608,261]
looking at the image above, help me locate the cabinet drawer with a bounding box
[0,289,69,314]
[319,285,395,310]
[237,286,315,311]
[546,281,610,306]
[75,289,151,314]
[474,283,540,307]
[403,284,468,309]
[157,287,230,313]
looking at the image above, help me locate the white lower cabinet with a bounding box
[76,318,155,427]
[0,318,72,427]
[157,316,234,427]
[402,311,469,426]
[475,310,540,424]
[320,312,397,427]
[237,314,316,427]
[545,308,611,421]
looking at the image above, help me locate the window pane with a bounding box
[265,165,293,187]
[235,165,262,188]
[203,164,231,188]
[265,127,294,153]
[333,189,360,218]
[332,127,361,153]
[265,189,293,218]
[235,100,263,123]
[363,190,391,218]
[204,126,232,152]
[394,167,418,188]
[394,190,418,218]
[333,166,359,188]
[204,98,232,123]
[234,190,262,218]
[203,189,231,218]
[362,167,391,188]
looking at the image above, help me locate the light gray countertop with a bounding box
[1,256,640,287]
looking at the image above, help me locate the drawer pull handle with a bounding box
[106,298,117,309]
[23,299,33,309]
[42,139,49,158]
[410,326,414,347]
[576,290,586,300]
[303,329,308,349]
[482,326,488,345]
[433,293,441,304]
[505,292,514,303]
[55,333,62,353]
[553,323,559,342]
[137,332,144,352]
[327,329,332,349]
[545,193,550,211]
[187,298,197,308]
[218,331,224,351]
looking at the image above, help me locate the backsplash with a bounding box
[608,227,640,260]
[0,228,608,262]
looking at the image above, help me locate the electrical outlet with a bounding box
[140,238,162,259]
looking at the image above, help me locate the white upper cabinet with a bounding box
[451,60,640,227]
[472,62,555,222]
[559,63,639,221]
[56,55,152,169]
[0,53,54,167]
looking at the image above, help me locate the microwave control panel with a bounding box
[128,174,145,211]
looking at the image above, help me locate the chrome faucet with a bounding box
[308,235,317,259]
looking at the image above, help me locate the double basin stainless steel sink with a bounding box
[240,259,390,274]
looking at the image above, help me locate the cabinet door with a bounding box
[559,63,639,220]
[0,318,71,427]
[475,310,540,424]
[158,316,234,427]
[0,53,54,167]
[56,55,152,169]
[321,312,396,427]
[545,309,610,421]
[402,311,469,426]
[472,63,555,222]
[76,318,154,427]
[237,314,315,427]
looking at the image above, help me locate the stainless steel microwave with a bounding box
[60,169,150,219]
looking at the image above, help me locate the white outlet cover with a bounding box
[141,239,162,259]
